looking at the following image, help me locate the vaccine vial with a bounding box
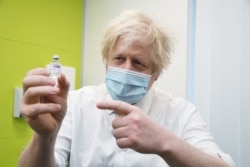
[49,55,61,86]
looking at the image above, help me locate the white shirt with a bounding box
[55,84,235,167]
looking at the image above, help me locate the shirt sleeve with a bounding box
[181,102,235,167]
[54,94,73,167]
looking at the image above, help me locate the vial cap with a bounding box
[53,55,60,60]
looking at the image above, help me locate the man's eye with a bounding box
[114,56,124,61]
[134,60,144,66]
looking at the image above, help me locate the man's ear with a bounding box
[105,63,109,73]
[153,72,160,81]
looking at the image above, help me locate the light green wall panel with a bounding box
[0,137,30,167]
[0,0,84,166]
[0,0,82,52]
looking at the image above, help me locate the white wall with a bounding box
[82,0,188,98]
[193,0,250,166]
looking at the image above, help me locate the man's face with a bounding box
[107,39,159,89]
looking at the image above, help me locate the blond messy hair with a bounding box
[101,10,172,75]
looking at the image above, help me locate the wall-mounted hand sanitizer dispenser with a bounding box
[13,87,23,118]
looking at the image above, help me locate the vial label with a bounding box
[50,63,61,77]
[49,55,61,86]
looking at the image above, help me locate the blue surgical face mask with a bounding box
[105,66,151,104]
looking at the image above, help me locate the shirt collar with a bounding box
[134,87,153,115]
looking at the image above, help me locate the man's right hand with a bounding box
[21,68,70,137]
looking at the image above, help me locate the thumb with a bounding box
[58,73,70,99]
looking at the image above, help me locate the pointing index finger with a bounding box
[96,100,133,116]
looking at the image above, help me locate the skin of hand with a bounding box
[21,68,70,137]
[96,100,169,155]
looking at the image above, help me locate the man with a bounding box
[19,10,234,167]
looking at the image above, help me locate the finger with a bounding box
[112,117,127,128]
[23,86,60,103]
[21,102,61,118]
[26,68,50,76]
[113,126,128,138]
[23,68,54,92]
[23,75,56,92]
[96,100,134,116]
[116,137,133,149]
[57,73,70,99]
